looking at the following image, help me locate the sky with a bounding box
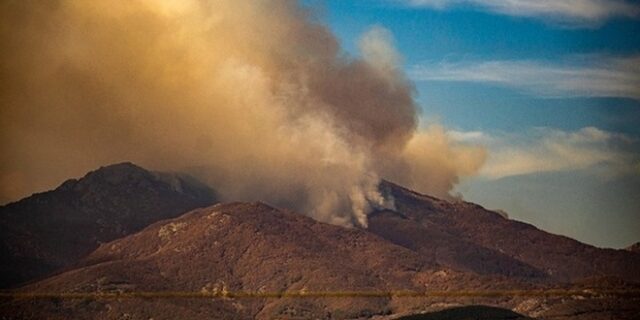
[307,0,640,248]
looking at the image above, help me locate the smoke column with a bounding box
[0,0,485,226]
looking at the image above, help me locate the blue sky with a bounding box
[305,0,640,248]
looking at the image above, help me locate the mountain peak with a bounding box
[84,161,148,179]
[0,162,217,288]
[56,162,150,190]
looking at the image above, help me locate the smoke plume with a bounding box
[0,0,485,226]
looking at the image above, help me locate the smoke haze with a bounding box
[0,0,485,226]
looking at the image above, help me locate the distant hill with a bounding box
[0,162,217,288]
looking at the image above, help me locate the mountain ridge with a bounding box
[0,162,217,288]
[376,180,640,283]
[0,164,638,319]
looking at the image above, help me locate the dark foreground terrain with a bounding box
[396,305,532,320]
[0,163,638,319]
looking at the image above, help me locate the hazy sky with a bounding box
[310,0,640,248]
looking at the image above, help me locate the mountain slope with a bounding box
[1,202,526,320]
[0,162,217,288]
[369,209,547,280]
[375,181,640,282]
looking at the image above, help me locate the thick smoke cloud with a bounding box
[0,0,485,226]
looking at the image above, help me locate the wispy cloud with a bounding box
[399,0,640,25]
[410,55,640,100]
[447,130,491,143]
[450,127,640,179]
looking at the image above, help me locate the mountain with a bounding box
[0,162,217,288]
[1,202,533,320]
[374,181,640,283]
[2,202,638,319]
[0,165,638,319]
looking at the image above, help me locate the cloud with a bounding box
[358,25,401,74]
[450,127,640,179]
[410,55,640,100]
[0,1,484,227]
[399,0,640,25]
[447,130,492,144]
